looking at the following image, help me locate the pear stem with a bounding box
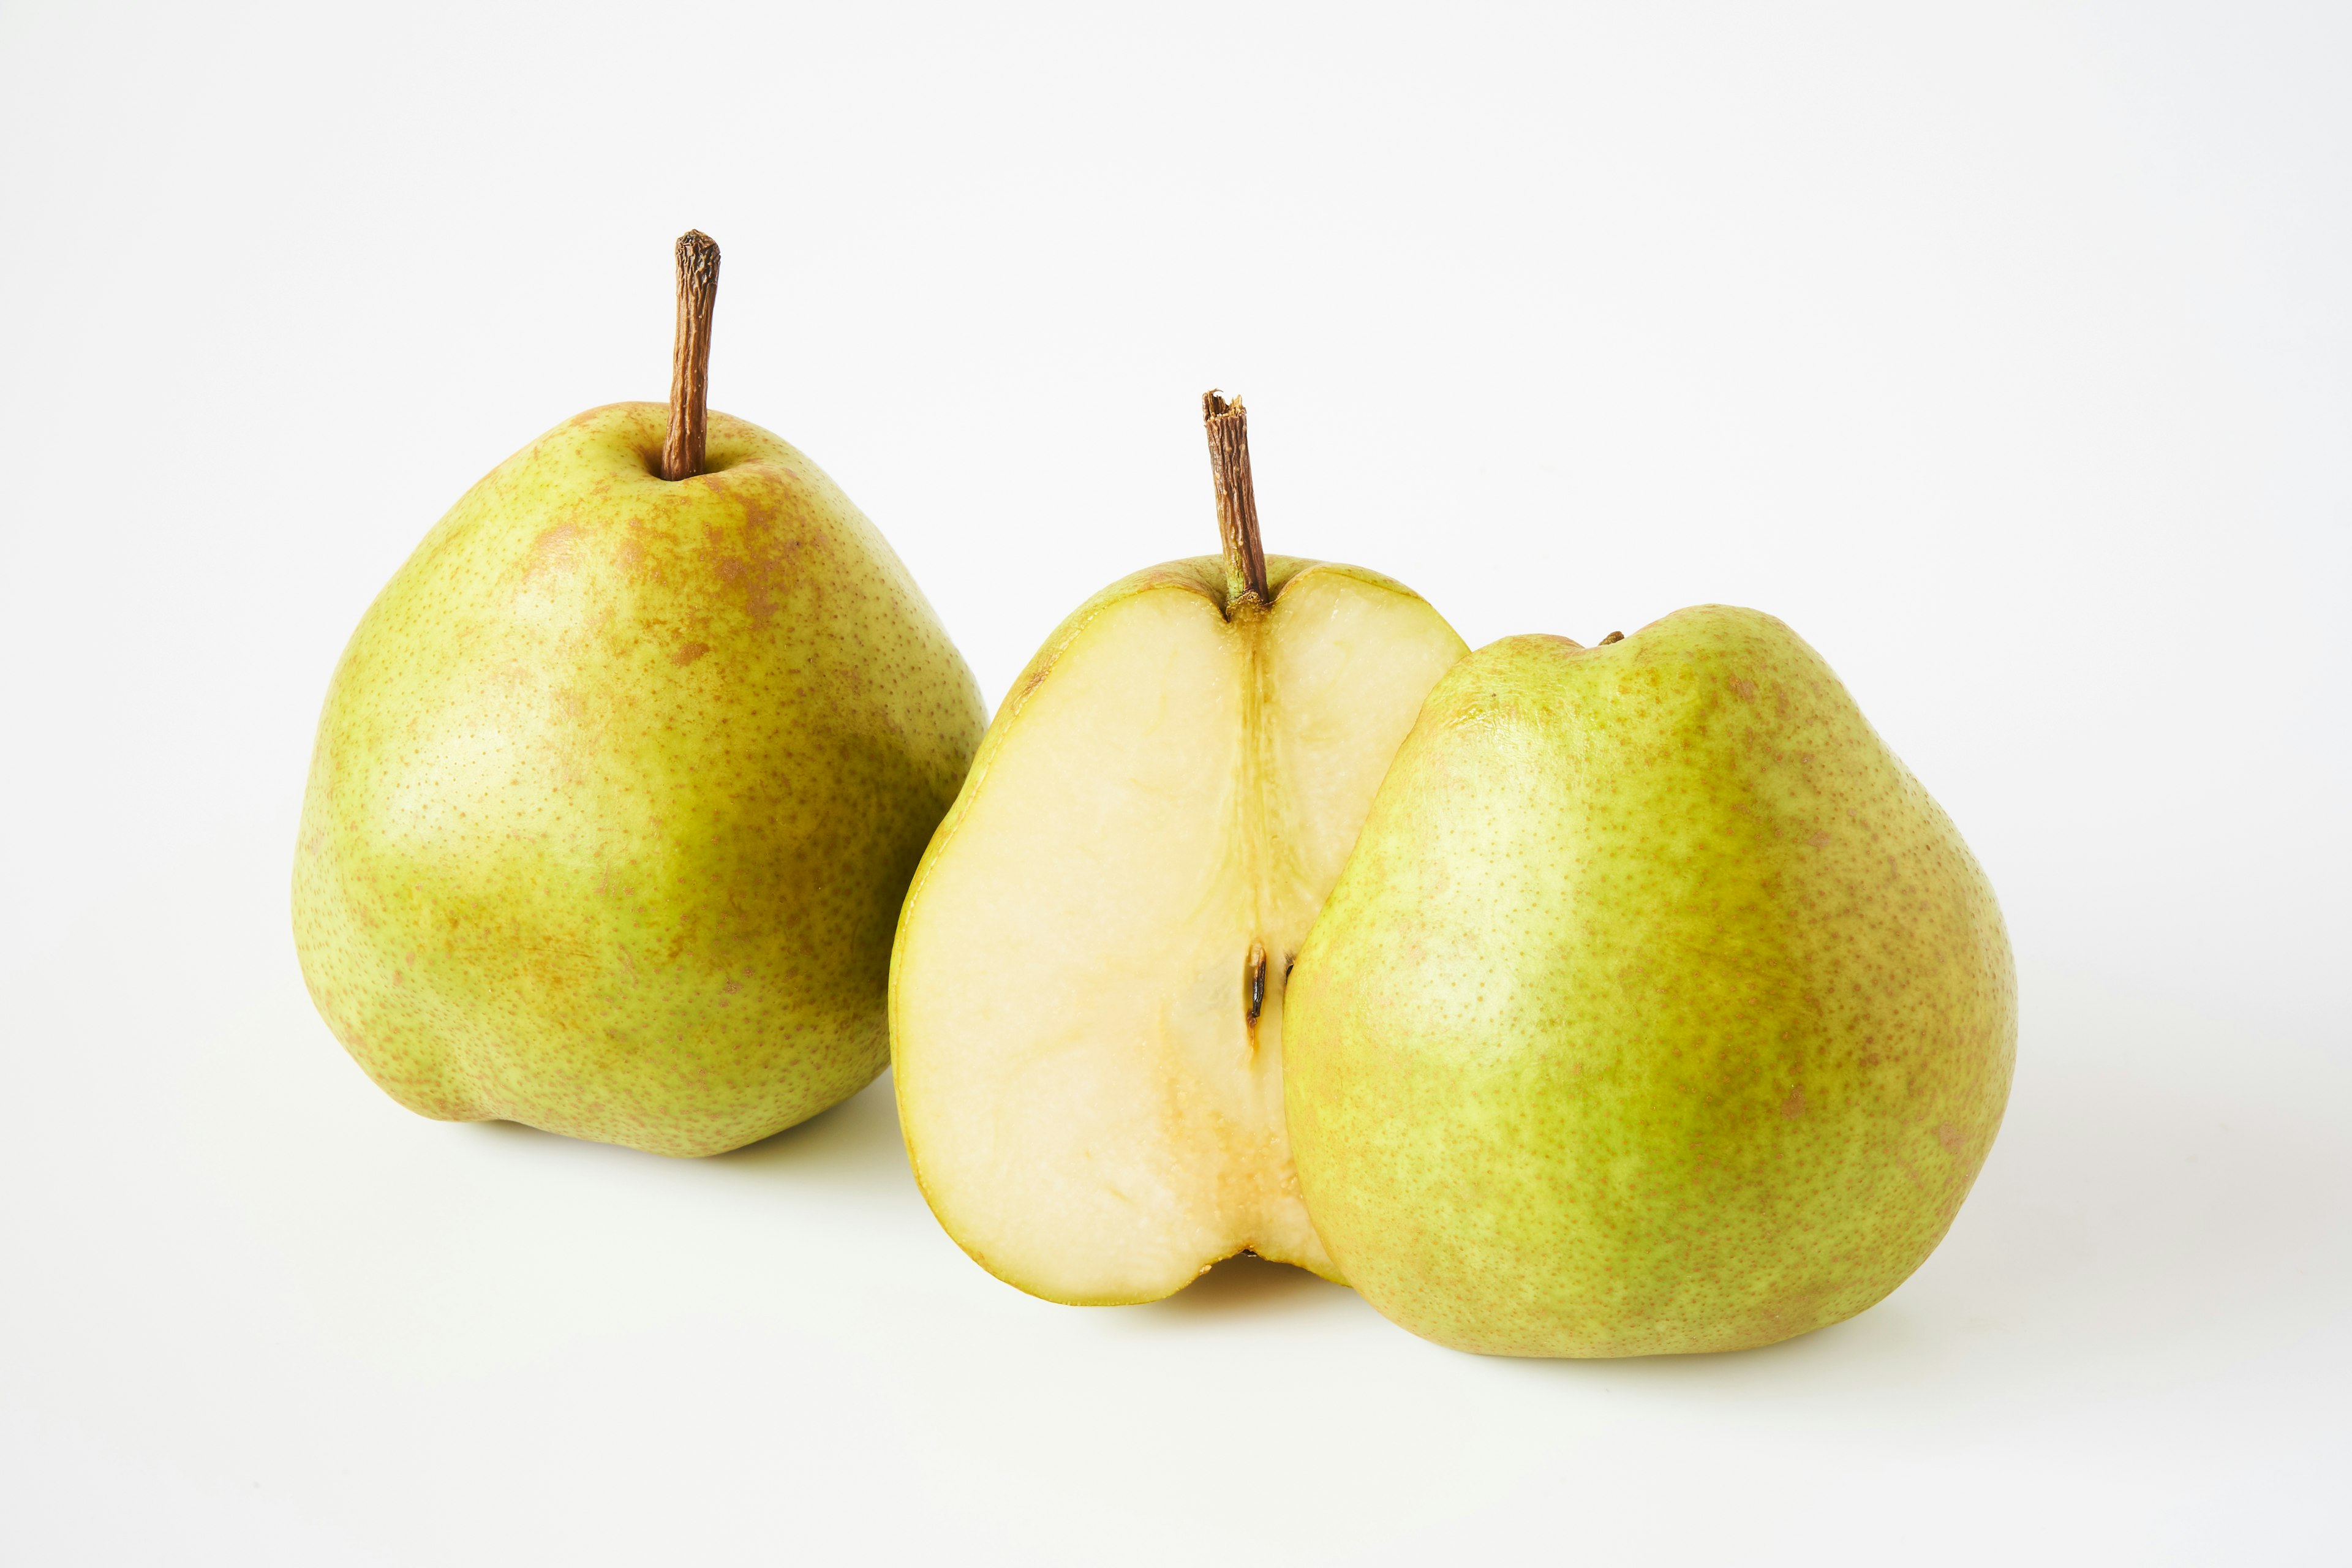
[1202,390,1268,610]
[661,231,722,481]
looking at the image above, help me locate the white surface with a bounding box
[2,3,2346,1562]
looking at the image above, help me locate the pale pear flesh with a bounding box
[892,557,1468,1305]
[1284,606,2016,1357]
[294,403,984,1158]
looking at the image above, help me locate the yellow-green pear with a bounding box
[890,394,1468,1303]
[293,233,984,1157]
[1284,607,2015,1355]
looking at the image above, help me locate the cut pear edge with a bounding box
[890,554,1466,1305]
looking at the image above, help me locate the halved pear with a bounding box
[889,396,1466,1304]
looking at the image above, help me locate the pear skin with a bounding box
[293,403,984,1157]
[1284,606,2015,1355]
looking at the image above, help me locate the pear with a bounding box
[293,233,984,1158]
[1284,608,2016,1356]
[890,394,1468,1303]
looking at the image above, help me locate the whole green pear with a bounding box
[293,402,984,1156]
[1283,606,2015,1355]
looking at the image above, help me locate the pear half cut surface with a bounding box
[1283,606,2016,1356]
[891,552,1468,1305]
[294,402,984,1157]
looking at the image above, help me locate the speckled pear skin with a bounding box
[293,402,985,1157]
[1283,606,2015,1356]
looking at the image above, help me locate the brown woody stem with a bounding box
[1202,390,1268,609]
[661,231,721,481]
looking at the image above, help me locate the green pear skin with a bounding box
[1283,606,2015,1356]
[293,403,984,1157]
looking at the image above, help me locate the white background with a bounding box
[3,2,2346,1562]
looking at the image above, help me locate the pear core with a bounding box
[891,557,1467,1304]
